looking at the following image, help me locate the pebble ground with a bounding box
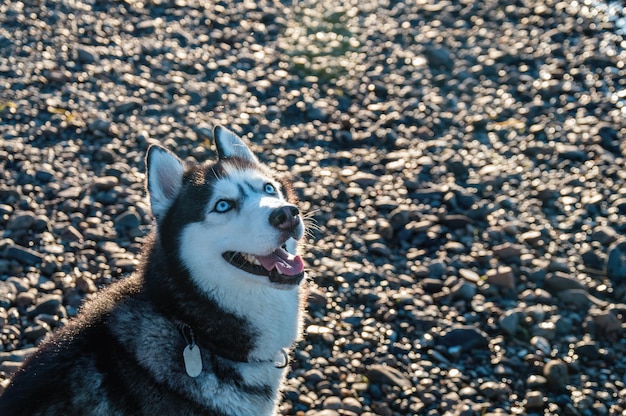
[1,0,626,415]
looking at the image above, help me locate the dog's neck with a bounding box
[175,320,289,368]
[142,235,302,364]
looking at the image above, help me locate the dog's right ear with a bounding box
[213,125,258,163]
[146,145,185,219]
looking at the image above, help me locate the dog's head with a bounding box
[146,126,305,292]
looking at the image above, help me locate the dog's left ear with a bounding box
[214,125,258,163]
[146,145,185,219]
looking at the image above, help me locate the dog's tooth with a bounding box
[243,253,257,264]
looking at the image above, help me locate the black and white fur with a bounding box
[0,126,308,415]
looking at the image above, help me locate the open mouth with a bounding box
[222,247,305,286]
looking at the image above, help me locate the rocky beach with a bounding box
[1,0,626,414]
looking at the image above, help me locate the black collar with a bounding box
[176,321,289,369]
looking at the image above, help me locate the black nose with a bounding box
[269,206,300,230]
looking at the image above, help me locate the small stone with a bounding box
[520,230,543,246]
[365,364,412,390]
[349,172,378,187]
[6,211,36,231]
[486,266,515,289]
[89,119,112,133]
[114,97,143,114]
[315,410,340,416]
[556,143,587,161]
[23,323,50,342]
[76,275,98,294]
[524,390,545,409]
[368,242,391,257]
[458,268,480,283]
[388,207,411,230]
[499,309,523,336]
[543,359,569,389]
[377,219,394,240]
[421,278,444,294]
[322,396,342,410]
[32,215,50,232]
[114,210,142,232]
[492,243,523,260]
[60,225,84,242]
[427,260,446,278]
[92,176,119,191]
[526,375,547,387]
[581,248,604,270]
[75,45,98,63]
[590,310,622,339]
[342,397,362,412]
[35,169,54,183]
[112,258,136,272]
[27,294,63,317]
[58,186,83,199]
[0,361,23,375]
[458,386,478,398]
[0,347,38,363]
[591,226,617,245]
[573,340,602,360]
[6,276,29,292]
[5,244,44,266]
[530,336,551,355]
[0,280,17,308]
[606,240,626,282]
[95,146,116,163]
[450,280,476,301]
[0,204,14,217]
[424,45,454,70]
[531,321,557,340]
[545,272,586,292]
[438,325,489,353]
[15,291,36,308]
[307,287,327,306]
[441,214,473,229]
[557,289,607,310]
[479,381,509,399]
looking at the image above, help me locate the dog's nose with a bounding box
[269,206,300,230]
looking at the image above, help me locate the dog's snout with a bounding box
[269,206,300,230]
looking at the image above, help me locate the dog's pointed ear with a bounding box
[146,145,185,219]
[214,125,258,163]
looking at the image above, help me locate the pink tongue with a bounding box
[256,248,304,276]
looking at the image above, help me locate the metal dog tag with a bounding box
[183,345,202,378]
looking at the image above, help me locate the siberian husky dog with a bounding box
[0,126,308,415]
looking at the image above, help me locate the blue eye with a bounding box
[215,200,233,213]
[264,183,276,195]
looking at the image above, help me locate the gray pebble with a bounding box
[543,359,569,389]
[4,244,44,266]
[438,326,489,353]
[6,211,36,231]
[27,294,63,318]
[75,46,98,63]
[524,390,545,410]
[365,364,412,390]
[114,210,142,233]
[23,322,50,342]
[499,309,523,337]
[606,241,626,282]
[545,272,587,292]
